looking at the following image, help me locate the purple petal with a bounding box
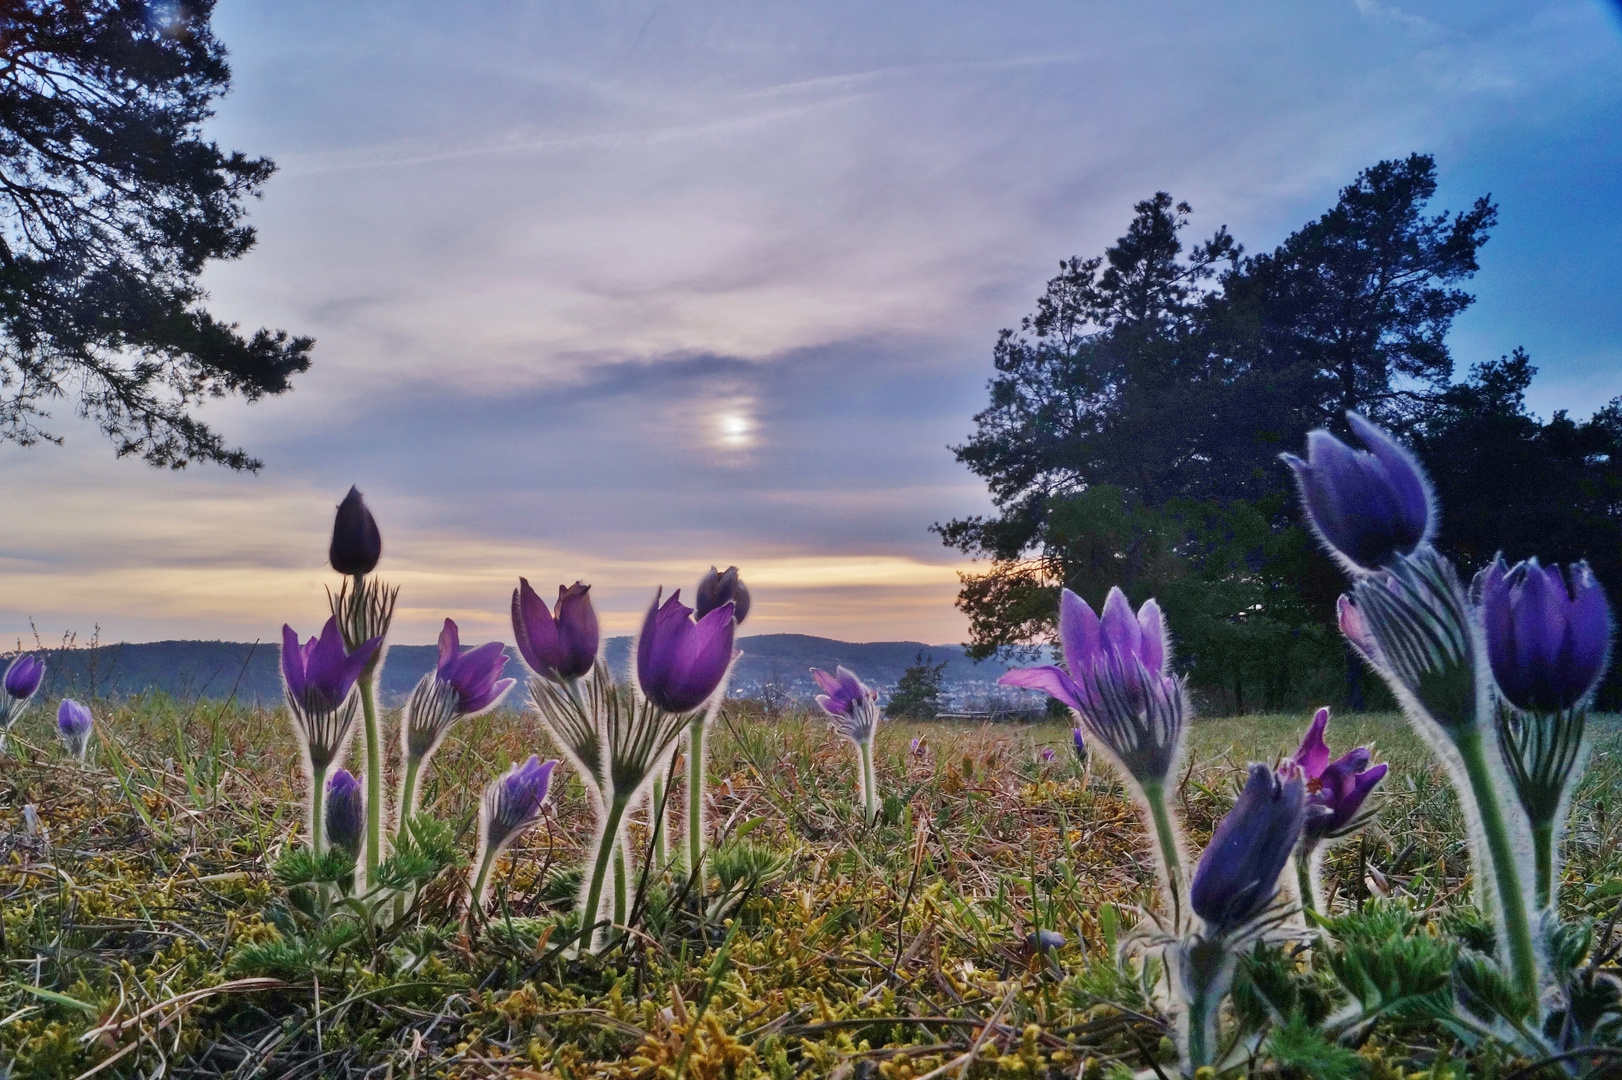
[1099,587,1143,664]
[437,619,460,675]
[281,624,304,699]
[1294,707,1331,779]
[811,668,843,696]
[1137,598,1167,674]
[1058,589,1102,676]
[998,665,1086,713]
[511,578,559,676]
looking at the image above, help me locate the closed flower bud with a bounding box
[512,579,599,681]
[1479,556,1611,714]
[1283,412,1432,574]
[325,769,364,860]
[636,589,736,714]
[56,698,94,760]
[695,566,751,625]
[329,486,382,577]
[4,655,44,701]
[1190,764,1307,938]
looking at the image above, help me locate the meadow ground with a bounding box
[2,697,1619,1078]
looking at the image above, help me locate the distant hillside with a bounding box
[19,633,1028,708]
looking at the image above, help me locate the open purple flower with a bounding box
[636,589,736,714]
[57,698,94,760]
[813,666,880,743]
[512,579,599,682]
[436,619,516,716]
[1190,763,1307,938]
[695,566,751,625]
[5,655,43,701]
[283,617,380,716]
[1291,707,1386,842]
[1479,557,1611,714]
[469,755,559,916]
[326,769,364,860]
[329,486,382,577]
[1283,412,1433,574]
[999,587,1183,785]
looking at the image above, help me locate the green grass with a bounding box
[2,695,1619,1078]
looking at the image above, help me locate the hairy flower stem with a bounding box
[1533,820,1555,911]
[1177,938,1235,1074]
[1456,727,1539,1001]
[858,740,878,824]
[400,757,423,826]
[1296,855,1318,917]
[309,766,328,855]
[687,714,707,899]
[581,794,631,952]
[613,842,628,928]
[467,844,500,925]
[1141,780,1185,931]
[361,673,384,883]
[651,778,668,870]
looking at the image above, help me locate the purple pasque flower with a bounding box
[282,617,381,716]
[1283,412,1433,575]
[56,698,94,760]
[636,589,737,714]
[481,754,559,852]
[326,769,364,859]
[1478,556,1612,714]
[1291,707,1387,842]
[283,618,381,770]
[512,579,599,682]
[329,486,382,577]
[436,619,516,716]
[910,736,928,758]
[1190,763,1307,938]
[999,587,1183,785]
[695,566,751,625]
[1041,747,1057,763]
[813,666,880,745]
[5,655,44,701]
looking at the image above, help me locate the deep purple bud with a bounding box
[1072,727,1088,762]
[1283,412,1433,573]
[1026,929,1067,952]
[329,486,383,577]
[1190,764,1307,937]
[1000,587,1182,784]
[1479,556,1612,713]
[1291,707,1386,841]
[511,578,599,681]
[636,589,736,714]
[4,655,44,700]
[1041,747,1056,763]
[695,566,751,625]
[57,698,94,759]
[325,769,364,858]
[282,617,380,715]
[482,754,558,850]
[435,619,516,716]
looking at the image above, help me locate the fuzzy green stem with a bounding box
[309,765,328,855]
[360,673,384,885]
[580,794,630,952]
[1141,779,1185,931]
[651,778,667,871]
[1296,853,1317,917]
[687,714,706,896]
[1532,819,1555,911]
[400,756,422,826]
[1456,727,1539,1002]
[859,739,878,824]
[613,840,628,928]
[467,843,500,925]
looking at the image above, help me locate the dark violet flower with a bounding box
[481,755,558,853]
[512,579,599,681]
[1291,707,1387,842]
[329,486,382,577]
[57,698,93,760]
[282,618,381,770]
[5,655,44,701]
[1040,747,1056,763]
[999,587,1183,785]
[1282,412,1433,574]
[1072,726,1088,762]
[326,769,364,859]
[910,736,928,758]
[695,565,751,625]
[813,666,880,745]
[435,619,516,716]
[282,618,381,716]
[1190,763,1307,938]
[1479,556,1612,714]
[636,589,736,714]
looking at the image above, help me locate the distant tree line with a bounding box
[940,154,1622,713]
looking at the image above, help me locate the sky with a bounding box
[2,0,1620,649]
